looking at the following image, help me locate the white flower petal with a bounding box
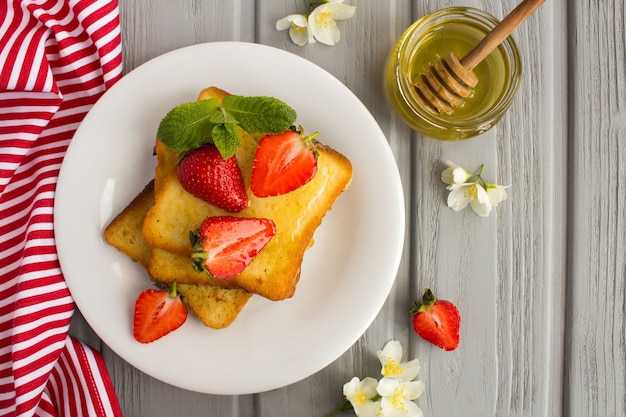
[326,2,356,20]
[343,376,378,398]
[276,14,307,30]
[354,400,381,417]
[447,184,471,211]
[398,358,420,382]
[440,167,456,185]
[277,14,312,45]
[452,167,471,184]
[276,17,292,31]
[308,10,340,45]
[441,161,471,185]
[486,186,509,206]
[378,341,402,376]
[289,26,310,46]
[380,398,407,417]
[376,377,401,397]
[469,184,492,217]
[343,377,381,417]
[403,380,426,400]
[378,378,423,417]
[313,25,341,45]
[377,340,420,381]
[475,183,490,203]
[378,340,402,362]
[401,400,424,417]
[308,3,354,46]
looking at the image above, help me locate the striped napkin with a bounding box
[1,1,124,416]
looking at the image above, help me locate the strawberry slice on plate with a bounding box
[190,216,276,279]
[133,283,188,344]
[251,127,318,197]
[177,144,249,212]
[409,288,460,351]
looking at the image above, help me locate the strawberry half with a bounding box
[250,127,318,197]
[190,216,276,279]
[177,144,248,212]
[133,283,188,344]
[409,288,460,351]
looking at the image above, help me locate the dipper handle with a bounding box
[462,0,546,71]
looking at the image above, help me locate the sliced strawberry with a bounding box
[177,144,248,212]
[190,216,276,279]
[250,127,318,197]
[133,283,187,344]
[409,288,460,351]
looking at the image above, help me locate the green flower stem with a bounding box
[307,0,329,14]
[323,395,382,417]
[476,163,485,178]
[323,399,353,417]
[469,164,492,188]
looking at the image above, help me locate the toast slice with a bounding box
[142,86,353,301]
[104,181,155,269]
[103,182,251,329]
[176,284,251,330]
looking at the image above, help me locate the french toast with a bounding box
[142,86,353,301]
[103,181,252,329]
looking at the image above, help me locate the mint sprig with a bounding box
[157,95,297,159]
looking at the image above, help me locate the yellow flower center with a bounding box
[354,390,371,405]
[464,184,479,202]
[382,359,402,377]
[316,10,333,28]
[390,389,409,412]
[291,23,305,33]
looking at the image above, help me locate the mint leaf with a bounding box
[222,95,297,134]
[211,123,241,159]
[157,99,219,151]
[209,106,238,124]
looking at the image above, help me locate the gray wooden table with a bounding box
[69,1,625,416]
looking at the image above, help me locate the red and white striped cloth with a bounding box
[1,1,124,416]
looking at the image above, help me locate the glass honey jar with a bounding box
[385,7,522,140]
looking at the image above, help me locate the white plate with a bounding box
[55,42,404,395]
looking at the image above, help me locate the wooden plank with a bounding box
[406,1,567,416]
[566,1,626,416]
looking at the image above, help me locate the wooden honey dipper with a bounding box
[414,0,546,114]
